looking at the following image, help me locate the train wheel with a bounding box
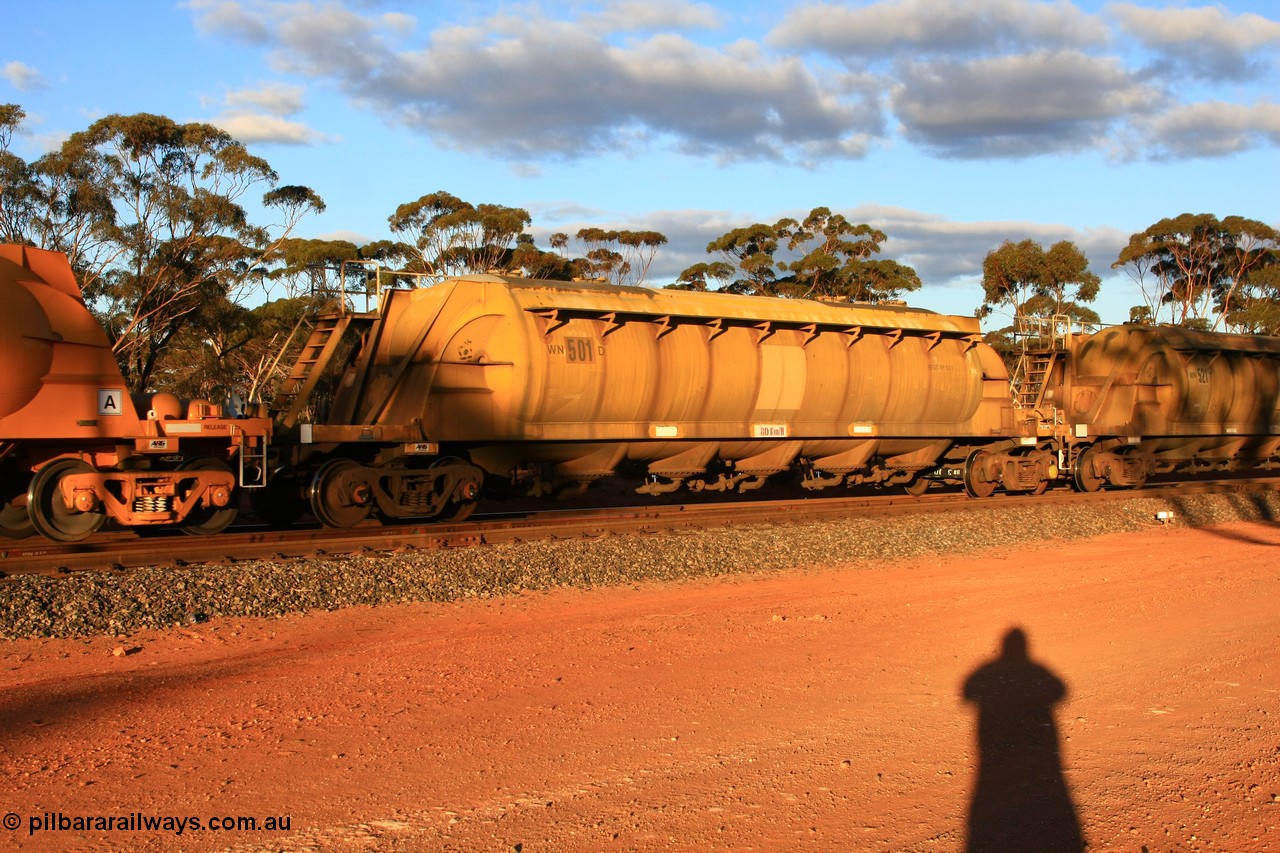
[0,469,33,539]
[1072,447,1105,492]
[178,458,238,536]
[27,459,105,542]
[436,497,478,522]
[0,504,34,537]
[0,502,33,539]
[903,477,931,497]
[962,449,997,498]
[309,459,373,528]
[430,456,480,522]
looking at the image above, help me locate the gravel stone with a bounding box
[1,491,1276,640]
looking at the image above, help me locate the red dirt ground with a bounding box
[2,520,1279,852]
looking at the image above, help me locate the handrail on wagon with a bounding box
[333,261,439,313]
[1013,313,1098,352]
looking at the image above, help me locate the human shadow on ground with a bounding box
[961,627,1084,853]
[1164,493,1280,546]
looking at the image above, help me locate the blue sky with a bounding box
[4,0,1278,324]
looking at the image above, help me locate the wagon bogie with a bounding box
[0,244,271,541]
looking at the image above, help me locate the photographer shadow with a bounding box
[962,627,1084,853]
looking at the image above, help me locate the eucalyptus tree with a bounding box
[1224,264,1280,335]
[775,207,920,301]
[263,237,363,302]
[693,210,919,301]
[669,261,735,291]
[388,191,531,279]
[510,233,574,280]
[27,113,326,392]
[571,228,668,286]
[0,103,116,270]
[615,230,667,285]
[842,257,923,303]
[574,227,630,283]
[1113,213,1279,329]
[0,103,31,242]
[0,103,18,152]
[980,239,1100,324]
[704,223,781,294]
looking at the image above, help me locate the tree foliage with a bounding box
[775,207,914,300]
[668,261,735,291]
[980,239,1100,324]
[0,104,30,242]
[262,237,365,302]
[2,109,324,393]
[702,223,781,295]
[388,191,531,280]
[978,239,1100,360]
[161,293,319,410]
[510,233,574,281]
[1113,213,1279,330]
[81,114,324,391]
[1221,262,1280,335]
[1,103,117,271]
[572,227,667,286]
[688,208,920,301]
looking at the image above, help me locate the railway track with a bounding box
[3,476,1278,580]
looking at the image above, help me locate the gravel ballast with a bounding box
[1,490,1277,640]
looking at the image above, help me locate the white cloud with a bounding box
[188,1,880,164]
[1131,99,1280,159]
[2,60,49,92]
[891,50,1155,158]
[770,0,1108,60]
[855,204,1128,286]
[205,82,333,145]
[186,0,273,43]
[184,0,1279,165]
[222,81,307,116]
[314,228,372,245]
[587,0,723,34]
[1108,2,1280,80]
[25,130,70,154]
[210,112,332,145]
[361,20,881,163]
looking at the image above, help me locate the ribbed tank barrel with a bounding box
[1067,325,1280,436]
[325,275,1012,485]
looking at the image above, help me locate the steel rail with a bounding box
[2,477,1278,580]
